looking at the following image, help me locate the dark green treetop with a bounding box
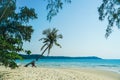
[0,0,69,68]
[0,0,37,68]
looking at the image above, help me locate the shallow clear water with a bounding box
[16,59,120,73]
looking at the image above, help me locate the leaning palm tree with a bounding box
[25,28,63,67]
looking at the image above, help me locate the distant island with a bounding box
[19,54,102,59]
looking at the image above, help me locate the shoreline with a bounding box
[0,66,120,80]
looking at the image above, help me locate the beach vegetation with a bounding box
[0,0,69,68]
[0,0,37,68]
[25,28,63,67]
[98,0,120,38]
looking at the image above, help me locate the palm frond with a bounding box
[41,43,48,51]
[39,38,50,43]
[39,38,46,41]
[52,28,58,34]
[47,47,51,56]
[47,43,53,56]
[55,41,62,48]
[57,34,63,39]
[42,28,51,36]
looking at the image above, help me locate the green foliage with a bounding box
[25,50,31,55]
[98,0,120,38]
[0,0,68,68]
[0,0,37,68]
[19,6,38,23]
[40,28,63,56]
[46,0,71,21]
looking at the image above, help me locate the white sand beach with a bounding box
[0,66,120,80]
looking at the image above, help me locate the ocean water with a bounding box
[16,59,120,73]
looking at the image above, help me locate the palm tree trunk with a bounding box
[24,46,49,67]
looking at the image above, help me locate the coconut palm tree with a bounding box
[25,28,63,67]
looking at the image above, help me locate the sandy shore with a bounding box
[0,66,120,80]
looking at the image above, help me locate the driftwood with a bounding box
[24,47,48,67]
[24,55,43,67]
[24,60,36,67]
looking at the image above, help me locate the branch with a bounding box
[0,0,11,22]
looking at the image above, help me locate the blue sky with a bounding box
[17,0,120,59]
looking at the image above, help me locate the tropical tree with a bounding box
[0,0,71,22]
[98,0,120,38]
[0,0,37,68]
[25,28,63,67]
[0,0,69,68]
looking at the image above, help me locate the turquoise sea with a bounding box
[16,59,120,73]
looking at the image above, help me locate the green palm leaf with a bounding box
[41,43,48,51]
[55,41,62,48]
